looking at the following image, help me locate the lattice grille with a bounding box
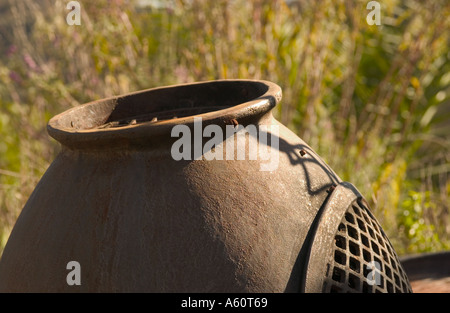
[322,200,412,293]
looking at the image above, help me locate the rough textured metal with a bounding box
[322,198,411,292]
[304,183,412,293]
[0,80,411,293]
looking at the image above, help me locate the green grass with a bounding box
[0,0,449,256]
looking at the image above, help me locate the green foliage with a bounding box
[0,0,448,256]
[399,190,450,253]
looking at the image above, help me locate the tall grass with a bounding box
[0,0,449,256]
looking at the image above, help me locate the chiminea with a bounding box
[0,80,412,293]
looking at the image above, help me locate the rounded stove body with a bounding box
[0,80,411,292]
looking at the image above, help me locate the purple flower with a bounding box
[9,71,21,83]
[23,54,38,71]
[6,45,17,57]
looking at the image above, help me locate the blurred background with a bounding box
[0,0,448,257]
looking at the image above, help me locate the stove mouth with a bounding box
[47,79,282,149]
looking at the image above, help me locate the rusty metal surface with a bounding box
[0,80,340,292]
[303,182,360,292]
[304,182,412,293]
[0,79,409,292]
